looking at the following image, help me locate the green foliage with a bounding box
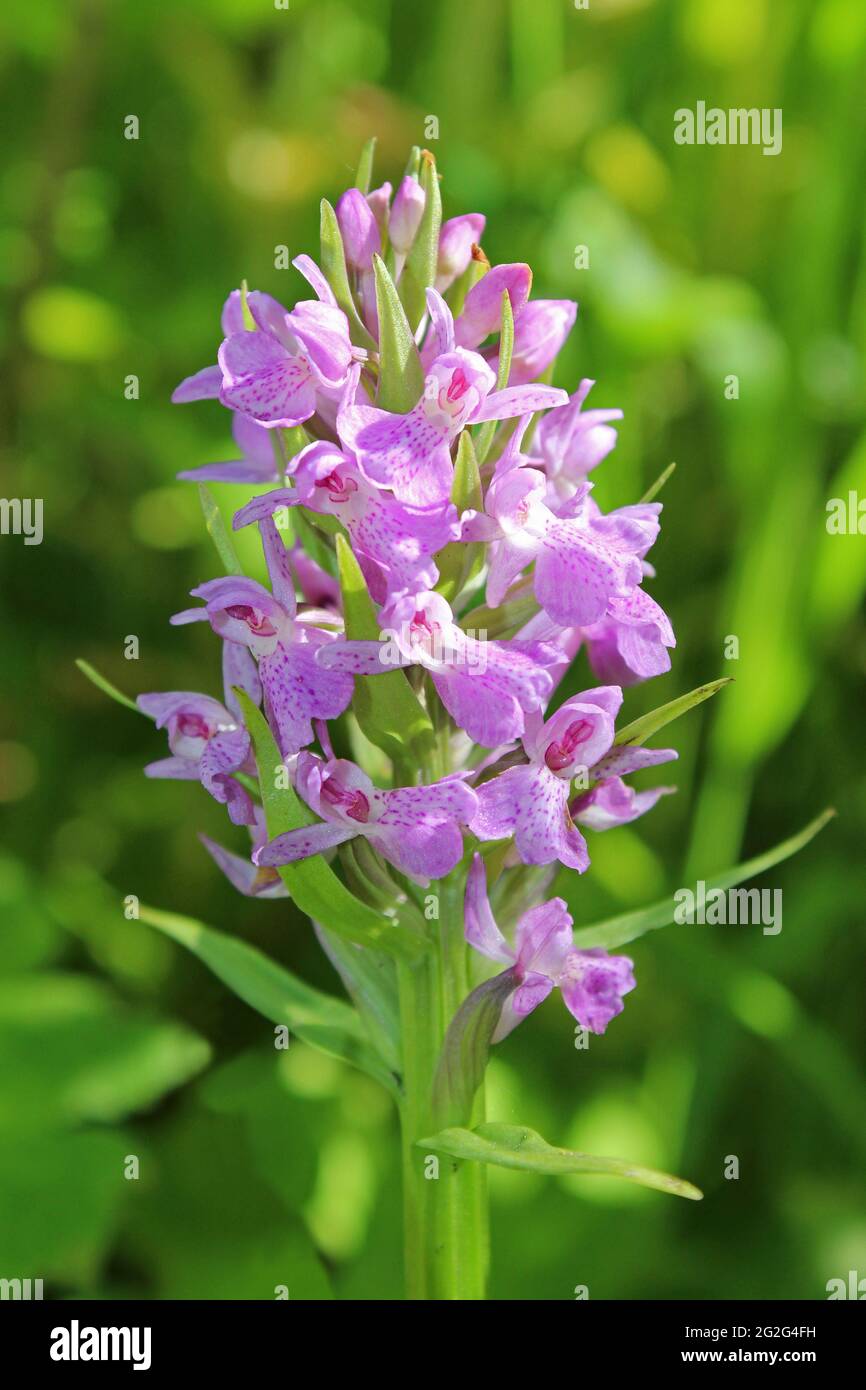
[319,198,377,352]
[573,810,836,951]
[431,972,517,1128]
[614,677,732,749]
[373,254,424,411]
[139,903,399,1095]
[399,149,442,330]
[435,430,484,601]
[199,482,243,575]
[418,1124,703,1201]
[335,533,435,766]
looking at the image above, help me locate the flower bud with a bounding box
[389,175,426,255]
[366,181,392,240]
[335,187,381,272]
[436,213,486,290]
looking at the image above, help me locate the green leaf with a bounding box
[459,588,538,639]
[447,249,488,319]
[614,677,732,748]
[75,659,145,716]
[292,505,340,576]
[313,921,401,1076]
[354,136,377,195]
[237,689,426,961]
[400,149,442,330]
[335,533,435,766]
[403,145,421,180]
[138,904,398,1096]
[373,254,425,412]
[474,289,515,465]
[319,198,377,352]
[417,1123,703,1200]
[435,431,484,602]
[430,971,517,1128]
[199,483,243,576]
[0,972,210,1130]
[572,808,835,951]
[239,280,256,330]
[640,460,676,504]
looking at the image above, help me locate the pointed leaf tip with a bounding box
[418,1123,703,1200]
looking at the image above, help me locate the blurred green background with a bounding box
[1,0,865,1300]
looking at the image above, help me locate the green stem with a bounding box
[397,870,489,1300]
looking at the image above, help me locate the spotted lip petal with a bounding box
[338,399,455,506]
[472,685,673,870]
[255,755,477,884]
[232,445,460,602]
[260,636,353,757]
[218,331,318,427]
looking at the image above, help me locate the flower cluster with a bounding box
[141,152,677,1041]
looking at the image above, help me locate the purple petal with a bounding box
[514,898,574,977]
[137,690,225,730]
[535,380,622,482]
[493,972,555,1042]
[473,383,569,424]
[143,756,200,780]
[557,948,636,1034]
[199,729,255,825]
[317,640,401,675]
[172,365,222,404]
[221,290,245,336]
[370,818,466,882]
[349,493,459,595]
[339,402,453,506]
[424,288,455,358]
[455,263,532,350]
[258,516,297,617]
[222,640,262,717]
[436,213,486,291]
[473,764,589,870]
[495,299,577,385]
[336,187,381,271]
[571,777,675,830]
[218,332,316,427]
[285,301,354,389]
[464,853,514,965]
[292,254,338,307]
[485,537,535,609]
[260,638,353,755]
[176,459,278,484]
[591,744,678,780]
[245,291,292,340]
[534,515,642,628]
[198,833,288,898]
[255,820,356,866]
[432,668,526,747]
